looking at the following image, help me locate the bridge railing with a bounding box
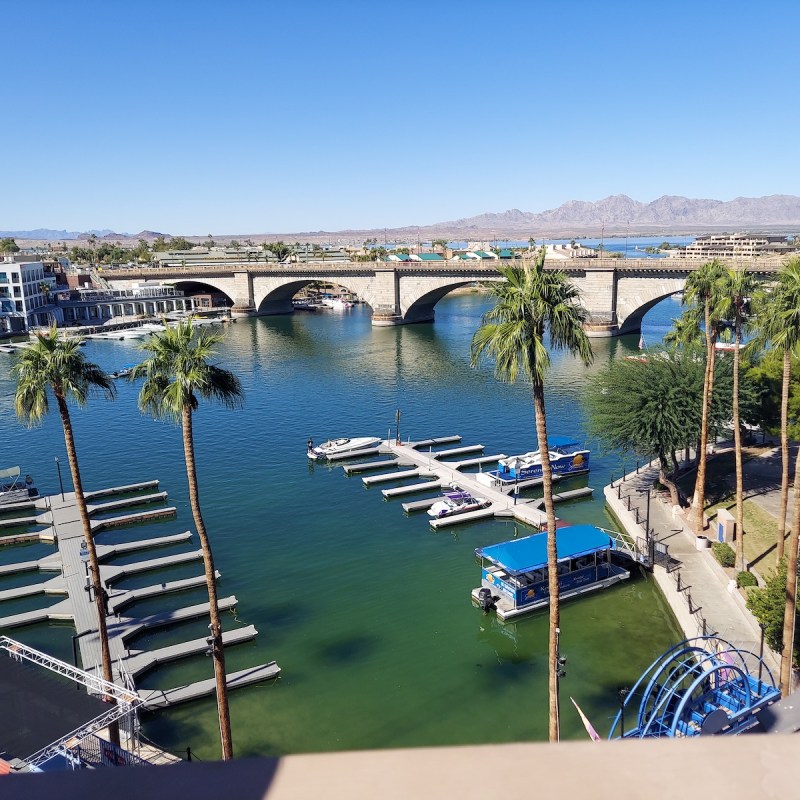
[100,256,788,279]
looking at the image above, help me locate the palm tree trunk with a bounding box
[779,442,800,696]
[691,300,714,531]
[55,392,119,747]
[533,382,560,743]
[777,348,791,562]
[182,407,233,760]
[733,322,745,572]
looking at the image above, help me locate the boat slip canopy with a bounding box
[476,525,614,576]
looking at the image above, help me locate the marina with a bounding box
[1,296,688,755]
[0,477,281,716]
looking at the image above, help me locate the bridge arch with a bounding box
[401,277,497,324]
[614,276,686,335]
[170,279,236,308]
[253,276,378,315]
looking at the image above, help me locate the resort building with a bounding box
[673,234,795,259]
[544,243,598,259]
[58,284,197,326]
[0,256,58,333]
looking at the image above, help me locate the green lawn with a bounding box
[678,446,782,577]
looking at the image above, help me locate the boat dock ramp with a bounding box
[330,437,594,530]
[0,479,280,712]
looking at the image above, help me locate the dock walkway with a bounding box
[357,438,549,530]
[0,479,280,721]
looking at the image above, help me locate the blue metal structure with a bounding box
[609,636,781,738]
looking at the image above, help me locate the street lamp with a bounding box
[54,456,64,501]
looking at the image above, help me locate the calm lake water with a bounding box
[0,293,683,757]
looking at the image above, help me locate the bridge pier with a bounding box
[231,270,258,317]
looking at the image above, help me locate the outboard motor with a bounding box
[478,587,496,613]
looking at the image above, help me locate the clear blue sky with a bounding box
[4,0,798,235]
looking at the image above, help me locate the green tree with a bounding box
[152,236,168,252]
[717,266,759,572]
[168,237,193,251]
[681,259,727,531]
[586,346,709,503]
[747,559,799,671]
[12,329,118,743]
[207,235,216,247]
[130,320,243,759]
[0,237,20,254]
[750,257,800,561]
[470,250,592,742]
[432,239,448,254]
[229,240,241,251]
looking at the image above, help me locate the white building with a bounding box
[0,257,58,334]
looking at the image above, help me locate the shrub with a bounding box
[712,542,736,568]
[747,560,799,667]
[737,571,757,588]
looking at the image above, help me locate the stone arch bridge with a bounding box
[105,259,781,337]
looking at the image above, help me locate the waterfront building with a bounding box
[673,233,795,260]
[544,243,598,259]
[0,256,58,333]
[58,284,196,325]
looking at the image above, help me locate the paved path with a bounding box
[604,456,783,681]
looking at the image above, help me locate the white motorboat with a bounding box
[307,436,380,460]
[320,296,354,310]
[427,490,491,519]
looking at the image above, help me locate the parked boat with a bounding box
[0,466,37,505]
[320,296,354,310]
[110,364,136,379]
[307,436,381,460]
[476,435,589,490]
[472,524,630,621]
[427,490,491,519]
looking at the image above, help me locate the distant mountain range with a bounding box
[4,195,800,243]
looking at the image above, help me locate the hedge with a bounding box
[712,542,736,568]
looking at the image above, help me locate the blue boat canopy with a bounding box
[547,435,581,450]
[476,525,614,575]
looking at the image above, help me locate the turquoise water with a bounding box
[0,294,683,757]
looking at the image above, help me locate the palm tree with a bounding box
[750,257,800,561]
[682,259,727,531]
[717,266,759,572]
[470,250,593,741]
[130,319,243,760]
[781,443,800,695]
[12,328,119,742]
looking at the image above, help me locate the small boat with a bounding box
[472,524,630,621]
[427,490,491,519]
[110,364,135,379]
[0,466,37,505]
[320,296,354,310]
[476,435,589,490]
[307,436,381,460]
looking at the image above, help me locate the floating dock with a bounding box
[0,478,280,714]
[343,437,592,531]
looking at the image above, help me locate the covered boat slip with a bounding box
[473,525,630,621]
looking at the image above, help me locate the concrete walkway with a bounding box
[604,456,783,681]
